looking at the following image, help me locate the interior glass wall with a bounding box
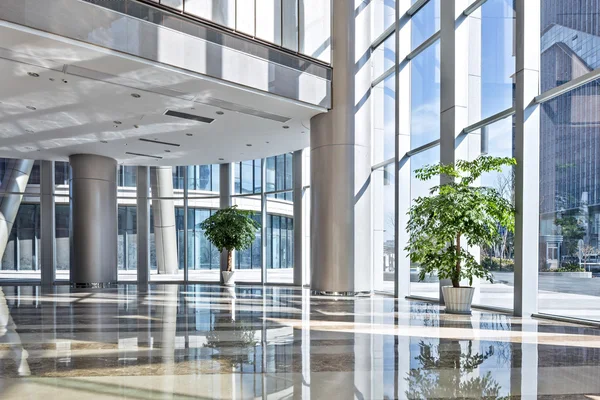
[266,191,294,284]
[147,0,331,62]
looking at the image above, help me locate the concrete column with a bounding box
[513,0,540,317]
[40,160,55,285]
[150,166,178,275]
[137,166,150,285]
[293,149,304,286]
[69,154,117,286]
[310,0,372,294]
[0,159,34,262]
[219,163,233,284]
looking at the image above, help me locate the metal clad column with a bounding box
[293,149,304,286]
[137,166,150,285]
[69,154,117,286]
[219,163,233,284]
[310,0,372,294]
[0,159,34,261]
[40,160,56,285]
[149,166,178,275]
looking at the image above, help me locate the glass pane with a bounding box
[282,0,299,51]
[232,195,262,283]
[538,78,600,321]
[54,161,70,189]
[161,0,183,11]
[266,157,276,192]
[267,191,294,283]
[150,199,185,281]
[373,165,395,293]
[300,0,331,62]
[236,0,255,35]
[118,205,137,282]
[187,207,220,282]
[479,117,515,309]
[185,0,235,28]
[372,0,396,40]
[410,146,440,299]
[372,73,396,164]
[256,0,282,45]
[372,35,395,81]
[0,198,40,282]
[411,0,440,50]
[55,198,70,280]
[411,40,440,149]
[541,0,600,92]
[476,0,516,120]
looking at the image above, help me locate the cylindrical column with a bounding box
[69,154,117,287]
[150,166,178,275]
[310,0,371,294]
[219,163,233,284]
[293,150,304,287]
[0,159,34,261]
[137,166,150,285]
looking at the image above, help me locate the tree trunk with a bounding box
[227,250,233,272]
[453,233,461,288]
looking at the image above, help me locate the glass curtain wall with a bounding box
[0,159,41,281]
[537,0,600,321]
[144,0,330,62]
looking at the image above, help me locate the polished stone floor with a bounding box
[1,285,600,399]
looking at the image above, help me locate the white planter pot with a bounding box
[222,271,235,286]
[442,286,475,315]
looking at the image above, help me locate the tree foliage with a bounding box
[200,206,260,270]
[405,156,517,287]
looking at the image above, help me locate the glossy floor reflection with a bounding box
[1,285,600,399]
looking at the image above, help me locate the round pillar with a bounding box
[69,154,117,287]
[310,0,372,294]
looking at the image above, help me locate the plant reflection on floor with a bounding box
[406,340,509,399]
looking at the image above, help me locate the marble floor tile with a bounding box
[1,284,600,399]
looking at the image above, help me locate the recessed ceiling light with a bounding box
[186,133,193,137]
[101,140,108,144]
[164,149,171,153]
[25,129,34,134]
[246,144,252,147]
[133,125,139,129]
[27,72,39,77]
[114,121,122,125]
[62,79,68,83]
[266,141,270,144]
[283,125,290,129]
[218,158,224,161]
[216,111,224,115]
[131,93,141,98]
[49,78,55,82]
[26,106,36,111]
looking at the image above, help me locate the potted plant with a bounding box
[405,156,516,314]
[200,205,260,286]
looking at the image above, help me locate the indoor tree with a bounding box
[405,156,516,288]
[200,205,260,272]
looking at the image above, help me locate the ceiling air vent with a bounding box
[164,110,214,124]
[139,138,180,147]
[126,152,163,160]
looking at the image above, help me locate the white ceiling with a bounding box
[0,23,323,166]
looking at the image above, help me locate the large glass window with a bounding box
[541,0,600,92]
[409,146,440,299]
[476,0,515,120]
[411,0,440,50]
[410,40,440,149]
[266,191,294,284]
[232,195,262,283]
[373,165,395,293]
[478,117,515,309]
[538,78,600,321]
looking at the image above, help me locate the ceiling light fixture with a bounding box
[62,79,68,83]
[282,125,290,129]
[114,121,122,125]
[133,125,139,129]
[25,129,34,133]
[246,144,252,147]
[186,133,193,137]
[26,106,36,111]
[101,140,108,143]
[27,72,39,77]
[218,158,224,161]
[164,149,171,153]
[49,78,55,82]
[131,93,141,98]
[216,111,224,115]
